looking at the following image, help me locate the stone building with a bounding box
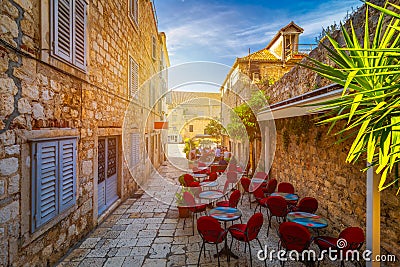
[166,91,220,143]
[257,0,399,261]
[0,0,169,265]
[220,22,311,169]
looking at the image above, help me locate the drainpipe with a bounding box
[366,161,380,267]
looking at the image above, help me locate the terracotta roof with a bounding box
[238,48,278,62]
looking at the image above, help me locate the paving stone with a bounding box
[116,238,137,248]
[130,246,150,256]
[149,243,171,259]
[85,247,109,258]
[62,248,90,262]
[115,247,132,257]
[79,238,100,249]
[160,223,176,230]
[171,244,186,255]
[142,258,167,267]
[138,229,158,238]
[103,257,125,267]
[158,229,175,237]
[78,257,106,267]
[122,256,145,267]
[107,247,119,257]
[146,223,162,230]
[167,254,186,267]
[154,237,173,244]
[103,230,122,239]
[135,237,154,246]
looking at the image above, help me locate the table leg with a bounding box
[213,222,239,260]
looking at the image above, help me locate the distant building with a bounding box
[220,22,313,168]
[166,91,221,143]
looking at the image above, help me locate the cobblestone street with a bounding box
[57,160,340,267]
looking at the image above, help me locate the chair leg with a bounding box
[267,215,272,236]
[229,237,234,263]
[198,241,205,267]
[248,193,252,208]
[248,241,253,267]
[216,243,220,267]
[256,238,267,267]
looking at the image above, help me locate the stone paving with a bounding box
[57,159,340,267]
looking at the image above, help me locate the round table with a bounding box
[249,178,267,192]
[198,190,224,201]
[200,181,219,187]
[209,207,242,260]
[287,211,328,228]
[270,192,299,202]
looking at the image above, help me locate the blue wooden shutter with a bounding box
[34,141,59,229]
[73,0,87,69]
[54,0,73,62]
[59,139,77,212]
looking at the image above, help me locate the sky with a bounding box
[154,0,361,67]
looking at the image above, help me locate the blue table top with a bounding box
[199,190,224,200]
[209,207,242,222]
[287,212,328,228]
[270,192,299,201]
[200,181,219,187]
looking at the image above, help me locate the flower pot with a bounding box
[178,206,190,218]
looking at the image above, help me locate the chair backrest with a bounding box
[339,227,365,251]
[226,171,238,183]
[183,191,196,206]
[298,197,318,213]
[279,222,311,252]
[209,172,218,181]
[228,190,241,208]
[266,196,288,217]
[210,165,219,173]
[277,182,295,194]
[253,187,265,201]
[197,216,225,243]
[218,165,227,172]
[265,178,277,194]
[184,174,194,186]
[240,177,251,192]
[245,213,264,241]
[254,171,268,180]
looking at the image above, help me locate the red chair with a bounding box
[183,192,207,235]
[228,213,265,267]
[314,227,365,267]
[184,174,196,186]
[203,172,218,182]
[253,187,268,213]
[197,216,228,267]
[216,189,241,208]
[266,196,288,236]
[291,197,318,213]
[253,171,268,180]
[240,177,252,207]
[277,182,295,194]
[262,178,277,196]
[278,222,312,266]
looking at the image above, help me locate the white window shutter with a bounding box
[131,133,140,166]
[59,139,77,212]
[130,0,139,25]
[33,141,59,230]
[73,0,87,69]
[129,57,139,98]
[54,0,73,62]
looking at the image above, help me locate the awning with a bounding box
[257,84,343,121]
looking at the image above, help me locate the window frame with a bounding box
[129,0,139,27]
[128,55,139,99]
[30,137,78,232]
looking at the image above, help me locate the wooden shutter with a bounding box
[59,139,77,212]
[130,0,138,25]
[131,133,140,166]
[54,0,73,62]
[73,0,87,69]
[33,141,59,229]
[129,56,139,98]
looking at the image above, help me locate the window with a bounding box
[129,0,138,26]
[31,138,77,232]
[189,125,194,132]
[129,56,139,98]
[131,133,140,166]
[53,0,87,70]
[152,35,157,60]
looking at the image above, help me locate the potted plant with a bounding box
[175,187,192,218]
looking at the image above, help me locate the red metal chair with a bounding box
[291,197,318,213]
[203,172,218,182]
[266,196,288,236]
[216,189,241,208]
[277,182,295,194]
[314,227,365,267]
[228,213,265,267]
[184,174,196,186]
[240,177,252,207]
[253,187,268,213]
[262,178,277,196]
[197,216,228,267]
[183,192,207,235]
[278,222,312,266]
[253,171,268,180]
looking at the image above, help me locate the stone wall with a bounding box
[266,0,399,260]
[0,0,167,266]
